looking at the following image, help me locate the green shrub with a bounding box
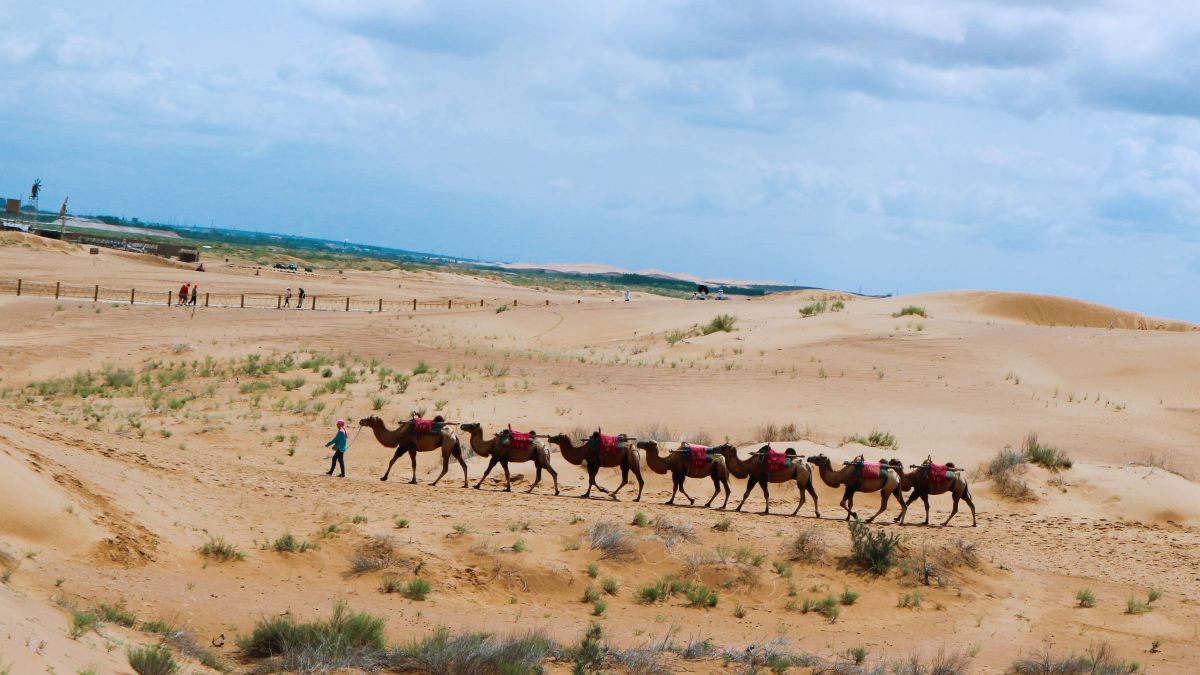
[272,533,312,553]
[1075,589,1096,608]
[582,587,600,603]
[199,536,245,562]
[1022,433,1072,470]
[685,584,718,608]
[638,580,667,604]
[394,518,410,529]
[848,519,903,574]
[1125,596,1152,614]
[97,600,137,627]
[69,608,100,639]
[127,644,178,675]
[844,429,898,449]
[586,562,599,579]
[844,646,867,664]
[412,361,431,375]
[799,301,826,317]
[380,576,404,594]
[510,539,527,553]
[280,377,306,391]
[601,577,619,596]
[392,626,556,674]
[898,591,923,608]
[813,595,840,621]
[631,512,648,527]
[892,305,927,318]
[592,599,607,616]
[238,601,386,669]
[702,314,737,335]
[839,589,859,606]
[398,578,429,602]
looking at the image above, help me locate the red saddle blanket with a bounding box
[927,463,949,483]
[506,429,532,451]
[685,443,710,468]
[411,417,433,433]
[597,433,620,457]
[766,449,788,472]
[860,462,882,479]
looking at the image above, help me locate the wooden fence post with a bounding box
[277,295,281,310]
[16,279,21,296]
[130,289,135,305]
[312,296,317,311]
[513,299,518,307]
[240,294,245,308]
[448,299,452,309]
[412,298,417,311]
[167,291,172,306]
[480,299,484,307]
[545,299,549,306]
[55,282,60,299]
[204,293,209,308]
[345,297,350,312]
[93,285,99,302]
[378,298,383,312]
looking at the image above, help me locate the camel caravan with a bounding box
[358,415,977,527]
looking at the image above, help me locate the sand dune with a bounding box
[0,242,1198,673]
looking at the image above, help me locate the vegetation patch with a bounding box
[848,519,903,574]
[1022,432,1072,470]
[892,305,927,318]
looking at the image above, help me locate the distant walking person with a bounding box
[283,287,293,308]
[178,283,190,306]
[189,284,198,307]
[297,288,306,309]
[325,419,349,477]
[624,289,631,302]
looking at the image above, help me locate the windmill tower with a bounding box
[29,178,41,211]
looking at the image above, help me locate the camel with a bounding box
[717,445,819,517]
[887,458,976,527]
[460,423,560,495]
[636,440,732,509]
[547,431,645,501]
[359,415,469,487]
[805,453,906,523]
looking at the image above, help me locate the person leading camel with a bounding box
[325,419,348,477]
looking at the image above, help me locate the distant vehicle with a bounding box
[304,267,313,273]
[273,262,298,271]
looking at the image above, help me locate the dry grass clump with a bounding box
[198,536,245,562]
[842,429,898,450]
[702,314,737,335]
[892,305,927,318]
[1022,432,1072,470]
[349,536,404,575]
[651,516,695,549]
[982,448,1036,500]
[756,421,800,441]
[238,601,387,672]
[392,627,556,674]
[1011,641,1138,675]
[784,527,827,564]
[127,644,178,675]
[588,521,636,561]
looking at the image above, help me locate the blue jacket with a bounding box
[325,429,348,453]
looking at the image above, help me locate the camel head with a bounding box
[635,439,659,452]
[710,443,738,455]
[459,422,482,434]
[887,458,904,470]
[359,416,383,429]
[547,433,572,447]
[806,453,831,469]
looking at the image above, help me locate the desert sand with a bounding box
[1,232,1198,673]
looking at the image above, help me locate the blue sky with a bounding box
[2,1,1199,319]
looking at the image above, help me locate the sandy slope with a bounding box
[0,240,1198,673]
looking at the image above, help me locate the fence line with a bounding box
[0,277,555,314]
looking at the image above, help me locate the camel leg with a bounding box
[527,458,543,494]
[805,475,820,518]
[735,477,757,512]
[610,463,630,501]
[721,476,731,510]
[942,493,959,527]
[920,494,931,525]
[760,480,771,515]
[840,487,856,520]
[381,447,407,482]
[474,457,499,490]
[542,453,560,496]
[500,460,512,492]
[666,478,679,505]
[677,475,696,505]
[431,448,451,486]
[703,473,721,508]
[454,441,470,488]
[409,449,419,484]
[865,488,890,523]
[632,464,644,502]
[791,478,803,516]
[961,484,977,527]
[896,492,918,523]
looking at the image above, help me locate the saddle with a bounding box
[860,461,883,479]
[501,425,534,452]
[410,415,444,434]
[766,448,791,472]
[684,443,710,469]
[926,462,951,484]
[592,432,621,457]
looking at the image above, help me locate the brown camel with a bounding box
[717,445,819,517]
[359,415,469,487]
[636,440,732,509]
[887,458,976,527]
[806,453,906,523]
[460,423,560,495]
[547,431,645,501]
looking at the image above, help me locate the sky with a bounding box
[2,1,1199,320]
